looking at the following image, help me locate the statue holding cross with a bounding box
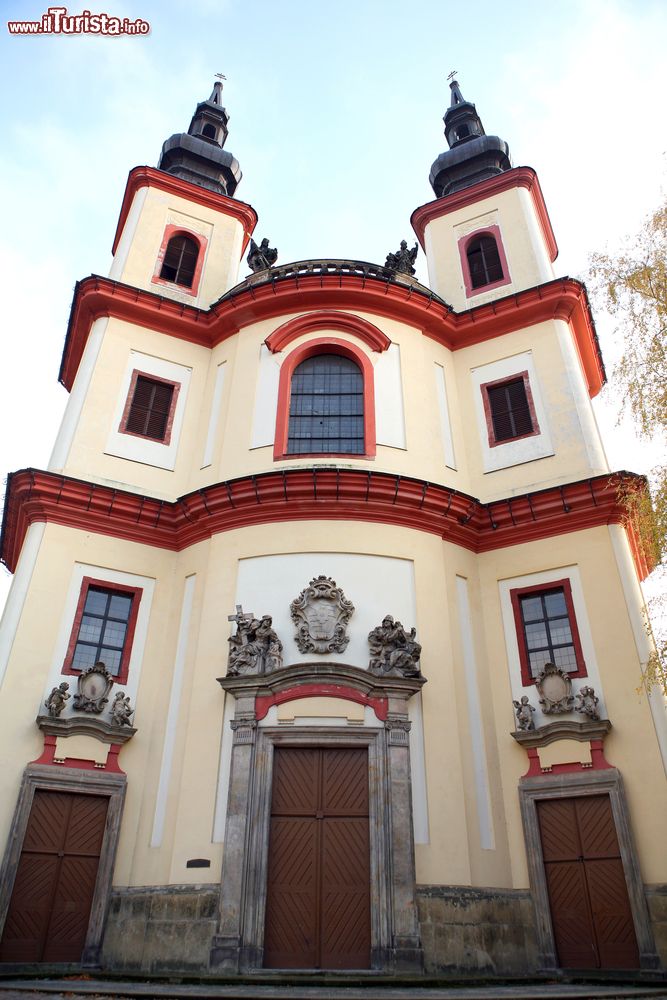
[227,605,283,676]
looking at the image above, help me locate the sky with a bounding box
[0,0,665,613]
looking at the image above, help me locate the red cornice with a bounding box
[410,167,559,263]
[265,311,391,354]
[1,468,651,582]
[59,274,604,397]
[111,166,258,256]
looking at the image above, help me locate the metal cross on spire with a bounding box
[447,70,458,83]
[215,73,227,87]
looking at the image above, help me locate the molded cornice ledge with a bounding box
[59,274,604,397]
[111,165,258,255]
[1,468,652,582]
[410,166,558,262]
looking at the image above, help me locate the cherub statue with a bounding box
[575,685,600,721]
[247,237,278,272]
[513,695,536,732]
[384,240,418,275]
[45,682,70,718]
[111,691,134,727]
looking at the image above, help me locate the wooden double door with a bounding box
[0,790,108,963]
[537,795,639,969]
[263,747,371,969]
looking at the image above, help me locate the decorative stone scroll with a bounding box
[290,576,354,654]
[512,695,536,731]
[227,606,283,676]
[535,662,574,715]
[368,615,422,677]
[575,685,601,721]
[72,662,114,714]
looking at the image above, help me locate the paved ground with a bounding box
[0,979,666,1000]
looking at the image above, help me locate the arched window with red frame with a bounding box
[273,338,376,460]
[159,233,199,287]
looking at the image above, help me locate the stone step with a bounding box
[0,977,666,1000]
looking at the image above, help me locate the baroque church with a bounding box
[0,78,665,978]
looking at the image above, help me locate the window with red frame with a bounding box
[467,235,503,289]
[124,375,175,442]
[64,580,142,683]
[287,354,364,454]
[511,581,587,685]
[159,233,199,287]
[487,377,533,442]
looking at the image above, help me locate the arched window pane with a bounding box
[287,354,364,454]
[467,235,503,289]
[160,234,199,287]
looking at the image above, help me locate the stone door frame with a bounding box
[210,662,424,973]
[0,764,126,966]
[518,768,659,971]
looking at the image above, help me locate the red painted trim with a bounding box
[265,311,391,354]
[58,274,605,400]
[119,369,181,446]
[510,578,587,687]
[31,734,125,772]
[255,684,388,722]
[411,166,558,263]
[151,225,207,298]
[480,370,540,448]
[62,576,142,685]
[1,469,653,584]
[112,165,257,256]
[522,739,611,778]
[273,338,376,460]
[458,225,511,298]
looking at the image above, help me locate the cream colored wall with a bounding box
[423,185,555,310]
[110,185,245,308]
[1,515,663,895]
[59,307,604,505]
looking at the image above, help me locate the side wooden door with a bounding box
[537,795,640,969]
[0,790,109,963]
[263,746,371,969]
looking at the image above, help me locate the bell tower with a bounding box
[108,78,255,308]
[412,78,556,310]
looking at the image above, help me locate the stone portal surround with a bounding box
[210,662,425,973]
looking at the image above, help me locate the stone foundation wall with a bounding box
[416,885,539,975]
[101,885,218,973]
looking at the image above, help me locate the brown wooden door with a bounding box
[263,747,370,969]
[537,795,639,969]
[0,791,108,963]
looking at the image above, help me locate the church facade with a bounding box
[0,79,666,977]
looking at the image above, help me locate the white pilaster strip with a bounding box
[251,345,280,449]
[409,692,430,844]
[151,574,196,847]
[201,362,226,468]
[48,317,108,471]
[0,523,45,689]
[434,362,457,469]
[212,692,236,842]
[108,187,148,280]
[375,344,406,449]
[456,575,495,850]
[609,524,667,774]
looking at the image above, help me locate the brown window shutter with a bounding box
[160,235,199,287]
[488,378,533,441]
[467,235,503,289]
[126,376,174,441]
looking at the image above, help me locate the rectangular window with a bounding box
[63,578,142,684]
[119,371,179,444]
[510,579,587,686]
[480,370,540,447]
